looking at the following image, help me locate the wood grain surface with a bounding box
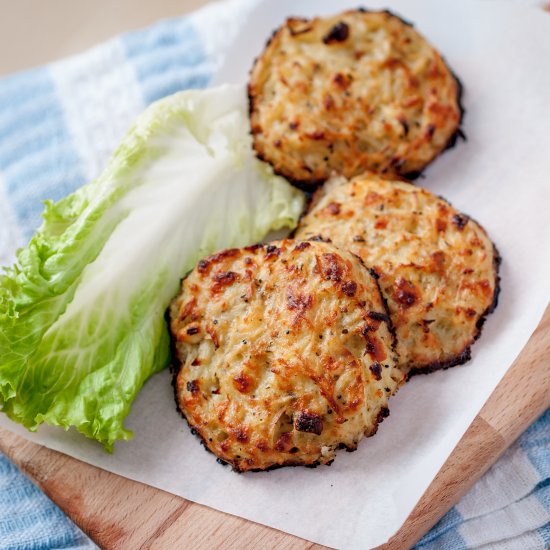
[2,305,548,549]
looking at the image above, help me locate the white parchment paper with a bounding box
[2,1,550,548]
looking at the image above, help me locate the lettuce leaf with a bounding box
[0,84,305,450]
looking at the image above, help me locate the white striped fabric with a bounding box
[456,445,542,520]
[50,39,145,181]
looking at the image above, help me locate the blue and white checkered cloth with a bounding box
[0,1,548,548]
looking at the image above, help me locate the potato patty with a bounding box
[295,173,500,373]
[249,9,463,189]
[169,240,404,471]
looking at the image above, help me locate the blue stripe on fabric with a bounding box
[415,528,466,550]
[520,409,550,481]
[123,18,204,61]
[414,508,467,550]
[0,453,93,550]
[0,94,63,146]
[534,478,550,513]
[5,153,84,235]
[122,19,210,104]
[0,68,62,168]
[136,68,211,105]
[0,67,55,107]
[0,68,86,237]
[0,108,72,172]
[537,520,550,547]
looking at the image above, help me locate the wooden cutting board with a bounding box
[2,305,548,549]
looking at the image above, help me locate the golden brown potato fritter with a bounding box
[170,240,405,471]
[295,173,500,372]
[249,9,463,189]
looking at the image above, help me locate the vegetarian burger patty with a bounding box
[249,9,463,189]
[169,240,405,471]
[295,173,500,373]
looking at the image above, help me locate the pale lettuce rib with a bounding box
[0,84,305,450]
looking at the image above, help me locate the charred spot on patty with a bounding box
[275,432,293,452]
[186,380,200,394]
[452,213,469,230]
[393,277,419,308]
[286,286,313,312]
[309,234,332,243]
[323,21,350,44]
[326,201,341,215]
[265,245,282,259]
[370,362,383,380]
[233,373,252,393]
[211,271,239,294]
[376,407,390,423]
[367,310,390,324]
[319,252,345,282]
[294,241,311,251]
[341,281,358,296]
[294,411,324,435]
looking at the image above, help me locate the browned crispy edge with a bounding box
[409,241,501,375]
[247,8,466,191]
[167,241,397,472]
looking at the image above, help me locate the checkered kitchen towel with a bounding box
[0,0,548,548]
